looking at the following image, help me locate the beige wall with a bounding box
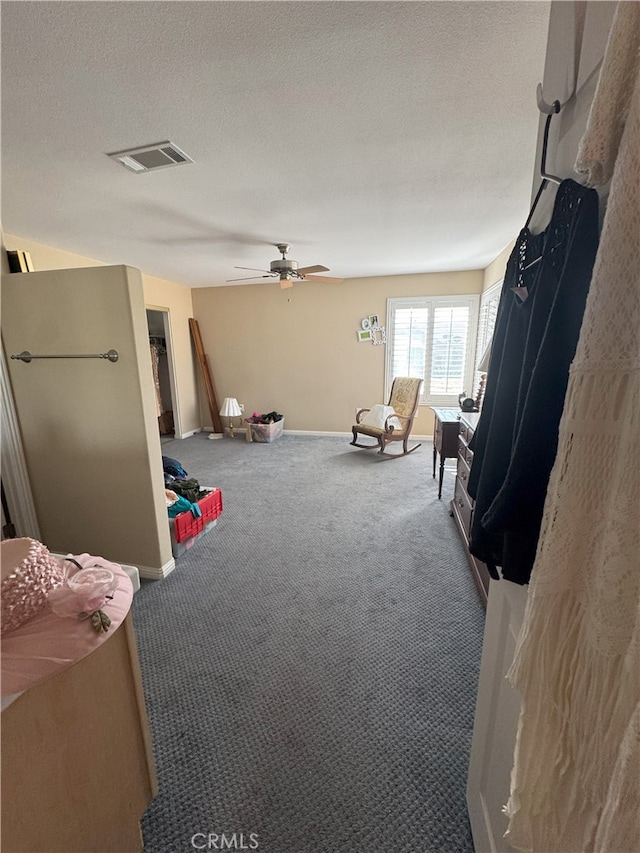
[482,240,515,293]
[2,234,200,436]
[2,265,172,573]
[2,236,506,439]
[192,269,484,437]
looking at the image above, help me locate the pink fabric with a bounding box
[1,538,64,634]
[1,555,133,697]
[49,562,119,617]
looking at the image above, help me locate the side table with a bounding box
[431,407,461,499]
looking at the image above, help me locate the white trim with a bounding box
[473,280,503,398]
[146,305,183,439]
[385,294,479,406]
[136,556,176,580]
[0,341,42,539]
[200,427,436,440]
[482,279,502,302]
[284,429,352,437]
[178,428,202,439]
[284,429,435,439]
[161,311,182,439]
[467,580,527,852]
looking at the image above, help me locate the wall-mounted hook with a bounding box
[538,91,563,185]
[536,83,561,116]
[524,86,564,229]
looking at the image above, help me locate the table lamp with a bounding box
[219,397,242,438]
[475,340,492,410]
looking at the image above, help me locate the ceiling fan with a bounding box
[226,244,343,289]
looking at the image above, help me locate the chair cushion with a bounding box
[354,423,385,437]
[360,404,401,430]
[389,377,421,416]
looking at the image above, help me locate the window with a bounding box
[473,280,502,393]
[385,295,479,406]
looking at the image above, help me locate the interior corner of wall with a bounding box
[136,557,176,581]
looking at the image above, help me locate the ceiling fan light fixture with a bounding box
[229,244,342,287]
[270,258,298,276]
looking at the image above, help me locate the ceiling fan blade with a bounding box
[234,266,273,273]
[279,279,294,290]
[297,265,330,275]
[225,275,274,282]
[301,275,344,284]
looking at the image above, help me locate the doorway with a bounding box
[146,308,181,441]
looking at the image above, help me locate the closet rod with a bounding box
[10,349,119,363]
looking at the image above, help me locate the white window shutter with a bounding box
[430,305,471,396]
[391,306,429,380]
[386,295,479,406]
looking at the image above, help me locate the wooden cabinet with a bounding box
[1,615,157,852]
[450,412,491,607]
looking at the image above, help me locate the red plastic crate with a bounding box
[173,488,223,544]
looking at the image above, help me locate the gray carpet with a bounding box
[132,433,485,853]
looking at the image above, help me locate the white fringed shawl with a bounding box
[504,3,640,851]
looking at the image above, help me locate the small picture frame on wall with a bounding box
[371,326,386,346]
[361,318,370,330]
[357,329,372,343]
[368,314,379,329]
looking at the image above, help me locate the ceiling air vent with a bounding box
[107,141,193,173]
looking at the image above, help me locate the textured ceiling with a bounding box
[1,1,550,287]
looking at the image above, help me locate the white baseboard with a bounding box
[203,426,350,437]
[284,429,434,439]
[283,429,352,437]
[178,428,202,439]
[136,556,176,580]
[200,427,434,440]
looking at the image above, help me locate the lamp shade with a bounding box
[476,341,492,373]
[219,397,242,418]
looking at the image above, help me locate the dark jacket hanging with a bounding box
[467,179,599,585]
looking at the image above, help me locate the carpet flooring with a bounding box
[132,433,485,853]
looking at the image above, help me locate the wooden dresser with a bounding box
[450,411,491,606]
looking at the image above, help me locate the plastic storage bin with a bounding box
[250,418,284,443]
[169,488,223,557]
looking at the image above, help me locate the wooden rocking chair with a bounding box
[350,377,423,457]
